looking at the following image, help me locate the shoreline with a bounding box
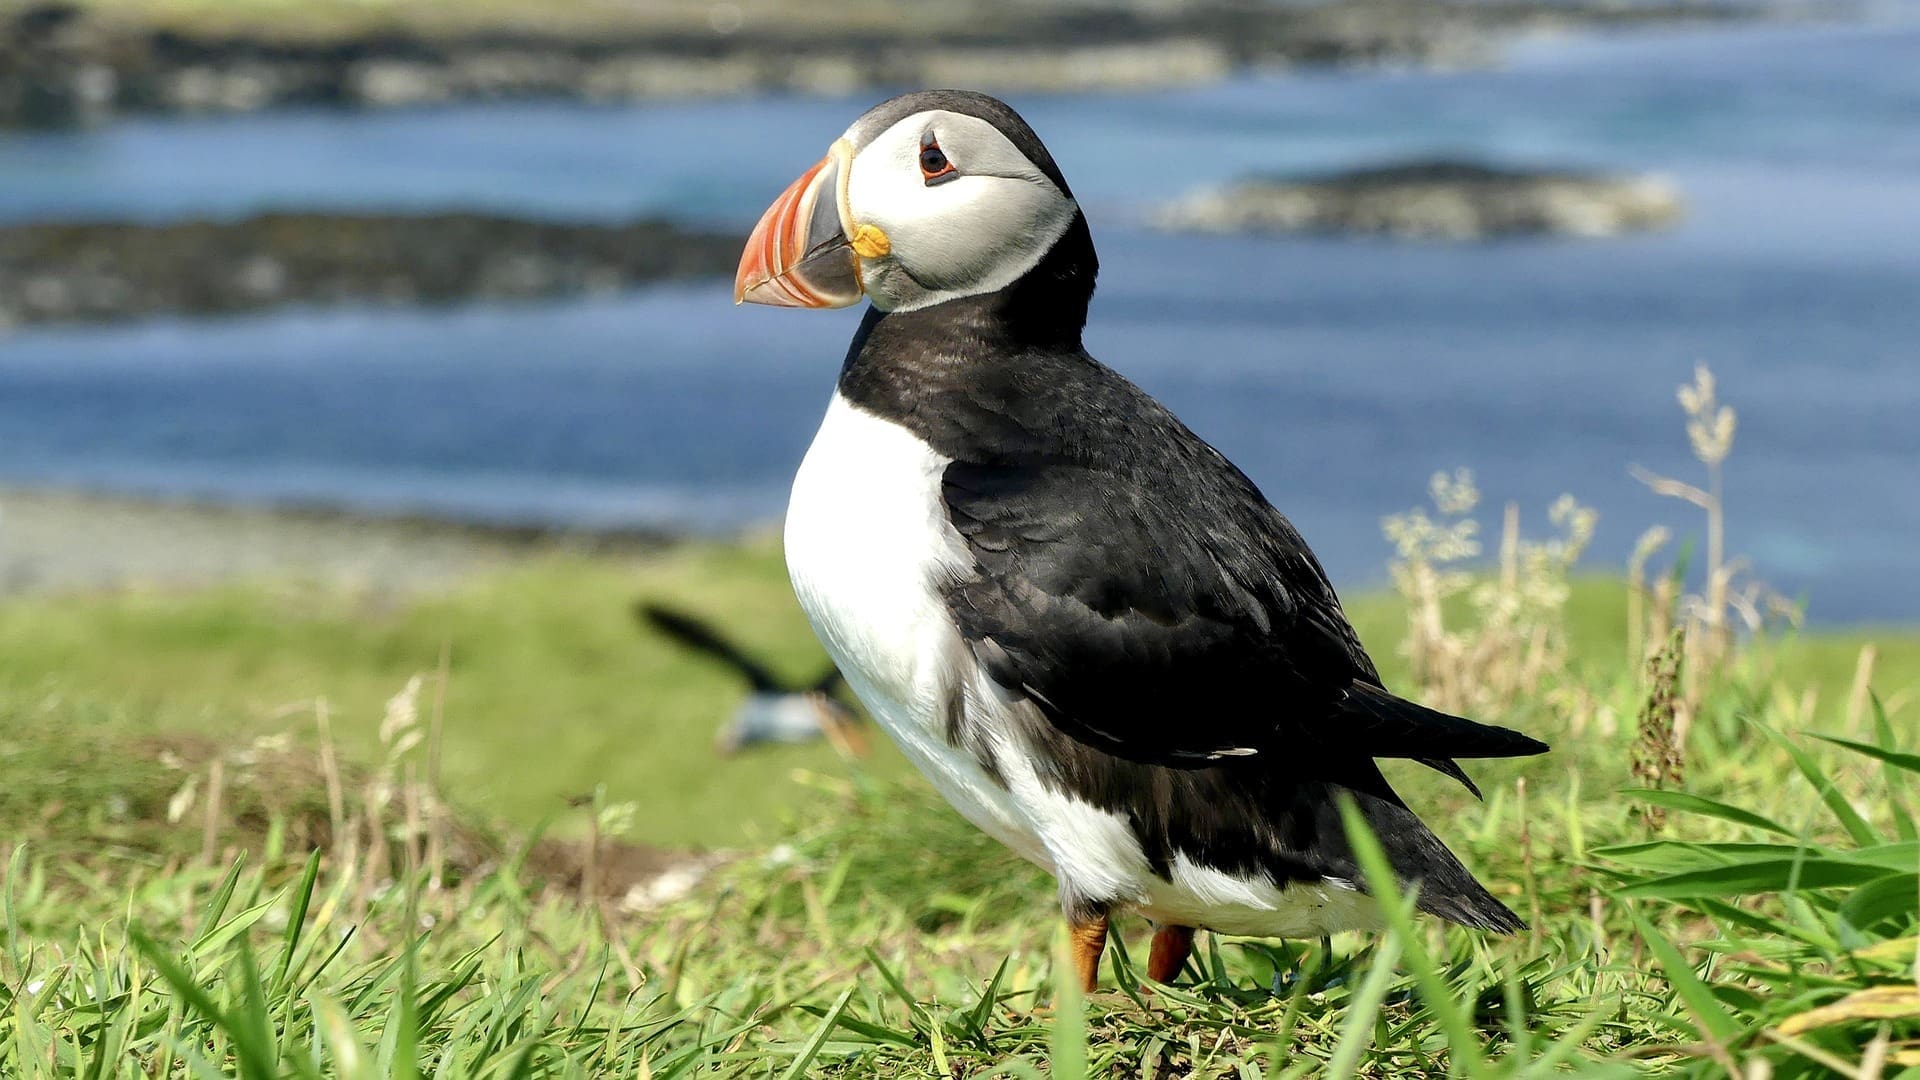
[7,482,1914,631]
[0,483,710,596]
[2,0,1839,129]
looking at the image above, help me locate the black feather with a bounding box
[635,602,783,693]
[1413,756,1484,801]
[1340,682,1551,760]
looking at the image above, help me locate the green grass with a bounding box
[2,694,1917,1075]
[0,539,916,849]
[2,543,1913,850]
[3,541,1919,1075]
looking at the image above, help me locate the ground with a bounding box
[1,529,1917,1075]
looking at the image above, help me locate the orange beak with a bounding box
[734,141,865,308]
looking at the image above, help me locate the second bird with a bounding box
[636,602,861,756]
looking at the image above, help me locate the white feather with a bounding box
[1142,860,1381,939]
[786,394,1041,864]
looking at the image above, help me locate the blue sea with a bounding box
[1,20,1915,621]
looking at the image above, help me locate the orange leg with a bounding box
[1067,913,1109,992]
[1147,924,1195,985]
[811,694,867,759]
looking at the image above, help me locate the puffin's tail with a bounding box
[1342,785,1527,934]
[1340,681,1549,800]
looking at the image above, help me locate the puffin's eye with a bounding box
[918,135,957,186]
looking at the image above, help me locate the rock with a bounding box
[347,60,452,108]
[1155,160,1686,241]
[0,212,742,327]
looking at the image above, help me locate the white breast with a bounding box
[784,393,1045,865]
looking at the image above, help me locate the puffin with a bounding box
[635,601,863,756]
[734,89,1549,991]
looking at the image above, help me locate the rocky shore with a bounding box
[1,0,1803,129]
[1155,160,1686,241]
[0,486,678,596]
[0,212,739,328]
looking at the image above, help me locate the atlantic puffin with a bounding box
[734,90,1549,991]
[635,602,863,756]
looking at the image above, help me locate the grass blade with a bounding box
[1629,911,1744,1048]
[1870,697,1920,842]
[308,991,376,1080]
[1325,932,1405,1079]
[1837,873,1920,935]
[193,854,248,948]
[1050,926,1087,1080]
[131,927,280,1079]
[276,849,323,991]
[1763,725,1879,847]
[1811,734,1920,775]
[1616,859,1904,899]
[1620,789,1793,837]
[1340,796,1485,1076]
[776,985,855,1080]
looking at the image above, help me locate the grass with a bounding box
[1,536,1911,851]
[1,660,1917,1075]
[0,538,902,849]
[0,536,1917,1075]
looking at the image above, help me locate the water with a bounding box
[1,21,1916,621]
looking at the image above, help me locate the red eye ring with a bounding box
[919,138,957,185]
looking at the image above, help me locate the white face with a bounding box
[843,109,1079,312]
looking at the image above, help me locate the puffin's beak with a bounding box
[735,140,865,308]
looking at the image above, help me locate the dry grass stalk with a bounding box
[584,797,603,909]
[1630,365,1802,699]
[315,697,349,863]
[1517,776,1543,949]
[404,761,425,881]
[107,673,687,972]
[353,674,430,919]
[570,784,649,988]
[199,757,225,866]
[1632,632,1687,831]
[428,640,451,892]
[1846,645,1878,736]
[1550,683,1616,738]
[1383,470,1595,718]
[1626,526,1672,666]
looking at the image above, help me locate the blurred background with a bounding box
[1,0,1915,858]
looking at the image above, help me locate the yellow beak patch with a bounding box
[850,223,891,259]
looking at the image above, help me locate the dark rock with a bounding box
[1155,159,1686,241]
[0,212,741,328]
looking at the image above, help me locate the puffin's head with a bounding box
[735,90,1086,314]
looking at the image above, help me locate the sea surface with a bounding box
[1,20,1916,621]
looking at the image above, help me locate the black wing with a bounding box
[636,602,785,694]
[939,385,1545,784]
